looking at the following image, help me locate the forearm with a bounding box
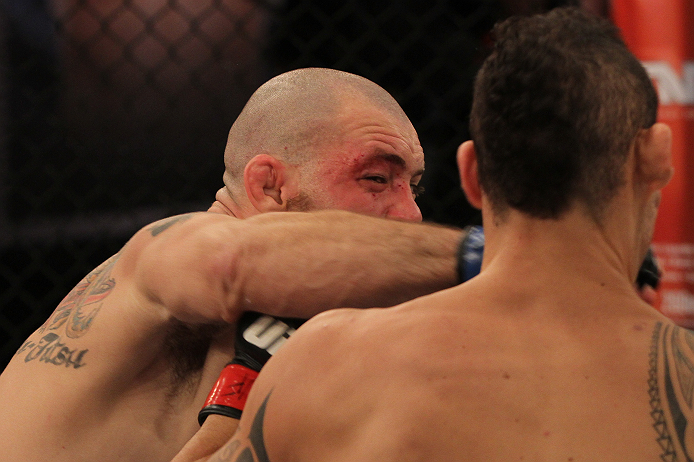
[232,210,462,318]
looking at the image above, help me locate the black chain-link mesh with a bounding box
[0,0,574,369]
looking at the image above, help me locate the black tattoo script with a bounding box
[15,333,88,368]
[650,322,694,461]
[18,254,118,371]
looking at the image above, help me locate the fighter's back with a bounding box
[234,275,688,462]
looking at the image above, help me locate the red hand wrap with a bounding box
[202,363,259,411]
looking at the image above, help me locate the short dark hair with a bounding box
[469,7,658,220]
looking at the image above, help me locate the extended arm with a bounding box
[130,209,462,325]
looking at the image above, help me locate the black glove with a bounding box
[198,312,305,425]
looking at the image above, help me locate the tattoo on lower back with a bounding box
[14,254,119,369]
[210,392,273,462]
[149,214,194,236]
[650,321,694,460]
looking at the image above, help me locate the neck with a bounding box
[481,205,640,299]
[208,186,253,218]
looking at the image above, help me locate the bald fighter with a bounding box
[212,8,688,461]
[0,68,465,462]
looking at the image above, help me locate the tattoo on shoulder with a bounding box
[210,392,273,462]
[14,253,120,369]
[649,321,694,460]
[149,214,194,237]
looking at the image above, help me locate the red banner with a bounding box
[612,0,694,326]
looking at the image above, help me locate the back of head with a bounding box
[222,67,407,193]
[469,7,658,221]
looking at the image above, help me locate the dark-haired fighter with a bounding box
[212,8,685,462]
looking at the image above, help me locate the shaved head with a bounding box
[223,68,409,192]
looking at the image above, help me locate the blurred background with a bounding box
[0,0,614,368]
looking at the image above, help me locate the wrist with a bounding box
[457,226,484,283]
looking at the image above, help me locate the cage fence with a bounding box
[0,0,575,368]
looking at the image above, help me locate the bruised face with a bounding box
[295,101,425,222]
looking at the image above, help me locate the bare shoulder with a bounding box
[272,295,457,368]
[273,305,413,361]
[266,307,370,370]
[219,308,398,461]
[225,302,456,462]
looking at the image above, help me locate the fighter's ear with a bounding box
[457,140,483,210]
[635,123,674,192]
[244,154,299,212]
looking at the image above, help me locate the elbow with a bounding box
[214,245,247,325]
